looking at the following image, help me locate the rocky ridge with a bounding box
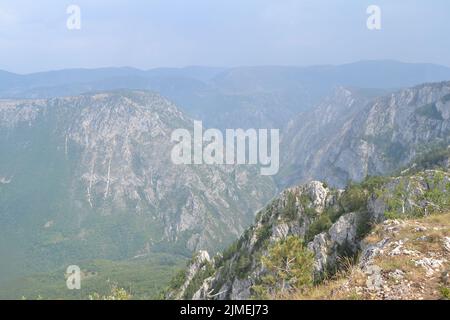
[281,81,450,187]
[168,165,450,300]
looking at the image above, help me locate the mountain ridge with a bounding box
[2,61,450,132]
[280,80,450,188]
[167,162,450,300]
[0,90,276,280]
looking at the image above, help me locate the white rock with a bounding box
[414,257,446,276]
[365,265,384,291]
[443,237,450,253]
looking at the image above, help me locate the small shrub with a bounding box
[235,253,252,279]
[340,183,367,212]
[167,269,187,291]
[305,214,332,243]
[254,224,272,250]
[283,192,297,219]
[440,286,450,299]
[221,240,239,262]
[253,236,314,298]
[89,285,132,300]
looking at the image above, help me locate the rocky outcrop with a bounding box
[170,251,211,300]
[308,212,359,276]
[281,82,450,187]
[317,215,450,300]
[169,168,450,300]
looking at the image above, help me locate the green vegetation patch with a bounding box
[0,254,186,300]
[252,236,314,299]
[415,103,444,120]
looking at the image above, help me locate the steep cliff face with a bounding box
[281,82,450,187]
[170,165,450,300]
[0,91,276,275]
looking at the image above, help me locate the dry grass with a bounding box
[287,213,450,300]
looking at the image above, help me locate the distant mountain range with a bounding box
[2,61,450,130]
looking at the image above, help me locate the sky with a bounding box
[0,0,449,73]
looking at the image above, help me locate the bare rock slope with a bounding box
[0,91,276,274]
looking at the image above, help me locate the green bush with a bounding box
[440,286,450,299]
[305,214,332,242]
[89,285,132,300]
[340,183,367,212]
[183,261,214,299]
[166,269,187,292]
[253,236,314,298]
[361,176,390,192]
[254,224,272,250]
[299,194,318,217]
[221,240,239,262]
[283,192,297,219]
[235,253,252,279]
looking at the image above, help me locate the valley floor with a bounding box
[0,254,186,300]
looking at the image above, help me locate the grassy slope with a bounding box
[286,213,450,300]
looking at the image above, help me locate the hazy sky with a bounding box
[0,0,449,73]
